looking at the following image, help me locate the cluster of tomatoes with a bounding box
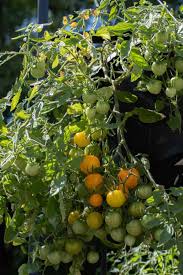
[55,129,157,269]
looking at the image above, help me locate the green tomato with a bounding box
[31,61,45,79]
[96,101,110,115]
[97,87,113,100]
[59,251,73,263]
[85,108,96,120]
[94,228,107,240]
[165,87,176,98]
[25,163,40,176]
[72,220,88,235]
[144,50,151,61]
[136,185,152,199]
[124,234,136,246]
[110,227,126,242]
[151,62,167,76]
[91,128,107,141]
[84,143,101,157]
[87,251,100,264]
[105,211,122,229]
[82,93,97,104]
[39,245,49,260]
[126,220,143,237]
[47,251,62,265]
[170,77,183,92]
[175,58,183,73]
[155,31,169,44]
[154,228,163,241]
[128,202,145,218]
[146,80,162,94]
[65,239,83,255]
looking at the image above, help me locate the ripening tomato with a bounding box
[170,77,183,92]
[25,163,40,176]
[65,239,83,255]
[80,155,100,174]
[86,212,103,229]
[87,251,100,264]
[175,58,183,73]
[146,80,162,95]
[151,62,167,76]
[118,168,140,190]
[126,220,143,237]
[68,211,80,225]
[96,101,110,115]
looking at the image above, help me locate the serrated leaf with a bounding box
[10,89,22,111]
[116,90,138,103]
[109,6,117,21]
[28,85,39,102]
[134,108,165,123]
[52,55,59,69]
[16,110,30,120]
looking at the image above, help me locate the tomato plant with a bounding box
[0,0,183,274]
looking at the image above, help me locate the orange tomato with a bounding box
[89,194,103,207]
[85,173,103,191]
[106,190,126,208]
[80,155,100,174]
[118,168,140,190]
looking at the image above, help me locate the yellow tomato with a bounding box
[73,131,90,148]
[106,190,126,208]
[86,212,103,229]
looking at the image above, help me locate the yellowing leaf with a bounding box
[67,103,83,115]
[0,126,8,135]
[10,89,22,111]
[95,27,111,40]
[28,86,39,102]
[16,110,30,120]
[52,55,59,69]
[44,31,52,41]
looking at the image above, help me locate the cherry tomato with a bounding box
[175,58,183,73]
[170,77,183,92]
[124,234,136,246]
[105,211,122,229]
[165,87,176,98]
[96,101,110,115]
[136,185,152,199]
[126,220,143,237]
[151,62,167,76]
[82,93,97,104]
[146,80,162,94]
[155,31,169,44]
[110,227,126,242]
[25,163,40,176]
[87,251,100,264]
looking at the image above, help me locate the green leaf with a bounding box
[4,226,17,243]
[116,90,138,103]
[28,85,39,102]
[52,55,59,69]
[170,187,183,197]
[131,65,142,82]
[134,108,165,123]
[16,110,30,120]
[18,264,29,275]
[109,6,117,21]
[167,109,181,132]
[108,22,134,36]
[155,100,165,112]
[44,31,53,41]
[10,89,22,111]
[120,40,132,59]
[95,27,111,40]
[46,197,59,227]
[130,49,148,68]
[98,0,109,10]
[159,226,173,244]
